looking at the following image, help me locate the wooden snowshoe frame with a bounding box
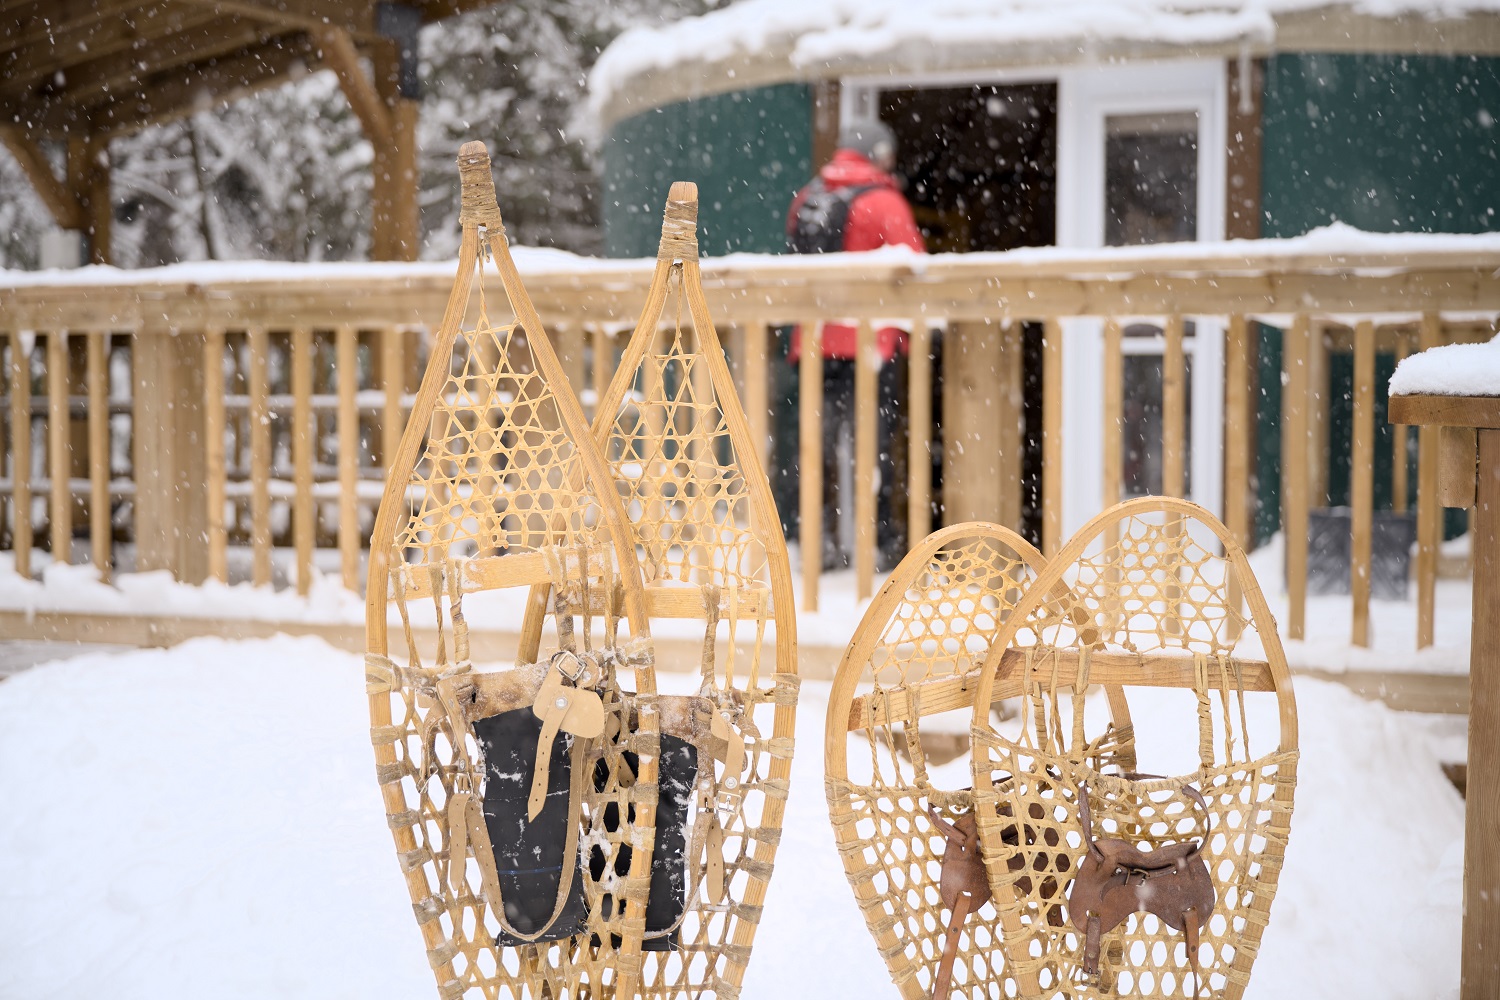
[968,497,1299,1000]
[365,141,660,1000]
[826,522,1135,999]
[520,182,799,999]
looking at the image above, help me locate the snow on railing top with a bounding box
[3,224,1499,292]
[588,0,1500,121]
[1391,337,1500,397]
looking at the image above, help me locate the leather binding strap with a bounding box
[1071,775,1215,997]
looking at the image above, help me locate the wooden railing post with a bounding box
[46,330,71,565]
[854,319,876,600]
[1042,318,1063,555]
[8,331,32,578]
[1415,312,1442,648]
[291,326,315,596]
[1282,315,1310,640]
[86,331,111,580]
[907,323,932,545]
[131,326,208,582]
[1350,320,1375,647]
[799,320,822,612]
[337,325,361,591]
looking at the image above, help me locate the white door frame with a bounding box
[841,59,1229,538]
[1056,59,1228,539]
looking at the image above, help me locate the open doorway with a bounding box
[878,82,1058,544]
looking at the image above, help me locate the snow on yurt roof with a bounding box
[590,0,1500,126]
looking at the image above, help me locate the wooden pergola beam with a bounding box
[78,33,316,138]
[31,16,274,109]
[173,0,378,39]
[0,128,83,229]
[313,25,393,147]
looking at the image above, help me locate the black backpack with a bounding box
[788,180,878,254]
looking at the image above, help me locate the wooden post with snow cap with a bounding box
[1390,342,1500,1000]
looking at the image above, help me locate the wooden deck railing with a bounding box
[2,238,1497,652]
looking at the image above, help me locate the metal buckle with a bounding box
[550,649,591,683]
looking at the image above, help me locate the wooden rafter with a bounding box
[313,25,393,147]
[10,16,274,107]
[0,129,81,228]
[0,0,498,140]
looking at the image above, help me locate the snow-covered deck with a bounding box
[0,634,1468,998]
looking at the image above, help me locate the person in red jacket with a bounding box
[786,121,927,571]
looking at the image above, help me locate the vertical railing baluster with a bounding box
[292,326,314,596]
[1350,319,1375,647]
[907,322,932,547]
[1283,315,1310,641]
[799,319,822,612]
[248,325,272,587]
[87,331,112,580]
[9,331,32,578]
[1162,316,1186,501]
[337,324,360,592]
[47,330,70,565]
[381,326,404,483]
[1042,318,1063,556]
[1415,312,1441,648]
[1224,314,1251,632]
[1102,318,1123,551]
[854,318,876,600]
[204,328,228,583]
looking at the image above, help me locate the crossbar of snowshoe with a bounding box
[848,647,1274,732]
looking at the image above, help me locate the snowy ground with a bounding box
[0,636,1466,999]
[0,530,1473,676]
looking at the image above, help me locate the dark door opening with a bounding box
[880,83,1058,545]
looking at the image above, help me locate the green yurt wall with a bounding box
[601,83,814,258]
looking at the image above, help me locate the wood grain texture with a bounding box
[1462,426,1500,1000]
[9,331,32,577]
[1350,320,1375,648]
[1390,393,1500,429]
[1439,426,1479,508]
[1224,315,1251,633]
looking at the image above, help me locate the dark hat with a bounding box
[837,120,896,161]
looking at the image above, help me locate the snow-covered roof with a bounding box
[1390,337,1500,396]
[590,0,1500,126]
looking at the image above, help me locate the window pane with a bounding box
[1105,111,1198,246]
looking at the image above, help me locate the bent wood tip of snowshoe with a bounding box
[457,140,503,230]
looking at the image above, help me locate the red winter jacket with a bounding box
[786,150,927,363]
